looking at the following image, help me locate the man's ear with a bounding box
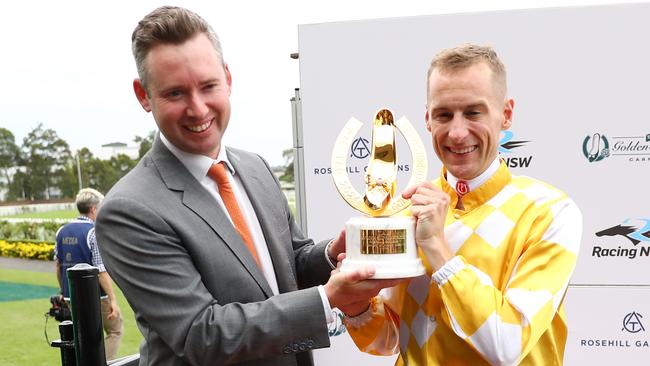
[133,79,152,112]
[425,109,432,132]
[224,63,232,95]
[502,98,515,129]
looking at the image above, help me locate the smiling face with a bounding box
[133,32,232,158]
[426,62,514,180]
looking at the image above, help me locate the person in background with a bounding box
[95,6,399,366]
[343,44,582,365]
[55,187,123,360]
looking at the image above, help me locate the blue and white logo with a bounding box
[596,218,650,246]
[499,131,533,168]
[498,131,529,154]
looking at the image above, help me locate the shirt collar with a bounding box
[439,156,511,211]
[159,133,235,182]
[446,156,501,193]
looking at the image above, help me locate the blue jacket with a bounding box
[55,217,106,298]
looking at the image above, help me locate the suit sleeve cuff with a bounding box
[324,240,337,269]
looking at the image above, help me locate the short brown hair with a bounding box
[427,44,507,100]
[131,6,224,91]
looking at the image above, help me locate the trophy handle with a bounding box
[331,117,369,214]
[388,116,429,214]
[331,115,428,217]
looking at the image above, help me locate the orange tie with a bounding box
[207,162,261,267]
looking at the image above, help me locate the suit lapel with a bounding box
[150,139,274,298]
[227,148,298,293]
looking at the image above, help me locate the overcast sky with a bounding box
[0,0,635,166]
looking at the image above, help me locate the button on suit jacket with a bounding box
[96,137,332,365]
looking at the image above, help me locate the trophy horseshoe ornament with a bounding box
[331,108,427,279]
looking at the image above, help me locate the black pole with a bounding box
[67,263,107,366]
[50,320,76,366]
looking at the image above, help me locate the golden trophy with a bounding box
[331,108,427,278]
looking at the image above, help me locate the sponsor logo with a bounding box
[499,131,533,168]
[313,135,410,176]
[592,218,650,259]
[582,133,610,162]
[583,132,650,163]
[623,312,645,334]
[499,131,529,153]
[579,312,649,349]
[596,219,650,246]
[350,137,371,159]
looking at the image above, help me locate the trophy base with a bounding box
[340,258,426,279]
[341,216,425,279]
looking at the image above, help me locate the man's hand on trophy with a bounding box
[329,253,372,316]
[403,182,454,271]
[324,259,402,316]
[327,229,346,264]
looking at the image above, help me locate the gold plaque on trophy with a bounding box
[331,108,427,279]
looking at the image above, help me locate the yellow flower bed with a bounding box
[0,240,55,261]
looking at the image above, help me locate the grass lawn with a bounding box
[1,210,79,220]
[0,268,142,365]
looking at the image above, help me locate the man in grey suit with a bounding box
[96,6,398,366]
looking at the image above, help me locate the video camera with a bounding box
[48,294,72,322]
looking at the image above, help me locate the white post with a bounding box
[290,87,308,236]
[76,152,82,191]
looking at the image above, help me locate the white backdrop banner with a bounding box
[564,286,650,365]
[297,2,650,364]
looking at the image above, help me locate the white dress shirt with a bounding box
[160,134,281,295]
[446,155,501,193]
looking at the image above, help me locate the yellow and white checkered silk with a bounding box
[345,161,582,365]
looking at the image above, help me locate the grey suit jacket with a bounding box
[96,138,333,366]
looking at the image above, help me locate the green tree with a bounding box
[88,153,137,194]
[60,148,137,196]
[86,158,117,193]
[7,170,28,200]
[110,153,137,179]
[134,130,155,158]
[21,123,71,199]
[279,148,294,183]
[77,147,95,189]
[57,161,79,199]
[55,147,93,198]
[0,128,20,192]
